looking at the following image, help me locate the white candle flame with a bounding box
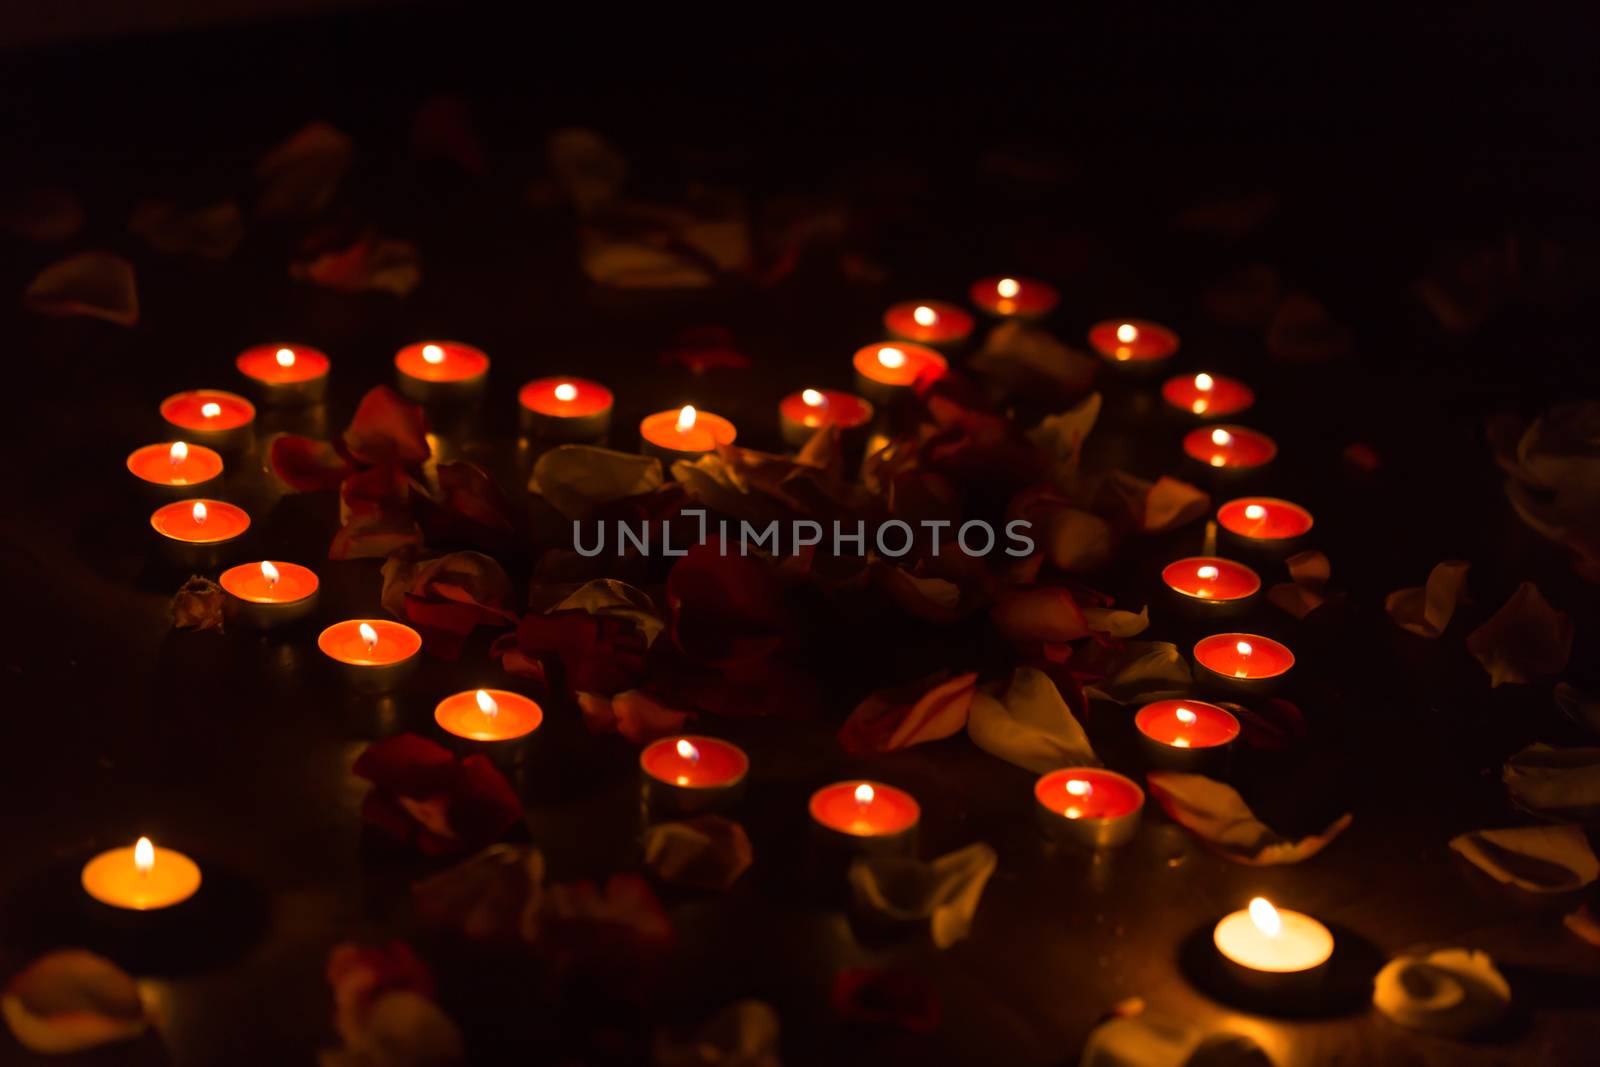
[554,382,578,402]
[135,836,154,874]
[854,783,874,807]
[1065,778,1093,798]
[1211,428,1233,447]
[475,689,498,717]
[169,441,188,466]
[801,388,826,407]
[675,405,698,433]
[261,560,279,587]
[359,622,378,652]
[201,401,222,419]
[1249,897,1282,937]
[1116,323,1138,344]
[1236,640,1253,657]
[912,305,938,327]
[1244,504,1267,520]
[1197,564,1219,581]
[996,277,1020,299]
[191,501,208,525]
[878,346,906,369]
[422,344,445,365]
[1176,707,1198,726]
[275,347,295,368]
[1195,373,1214,391]
[676,738,700,762]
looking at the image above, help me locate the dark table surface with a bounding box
[2,9,1599,1066]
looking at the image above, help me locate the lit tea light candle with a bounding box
[435,688,544,760]
[394,341,490,404]
[1087,319,1180,369]
[518,376,613,442]
[1135,699,1241,771]
[851,341,948,406]
[235,343,330,405]
[640,735,750,815]
[1161,556,1261,619]
[1162,371,1254,419]
[1184,425,1278,472]
[1214,897,1334,991]
[809,780,920,856]
[1194,632,1295,698]
[150,498,250,569]
[639,404,737,463]
[883,300,975,348]
[219,560,320,629]
[126,440,223,498]
[159,389,256,450]
[81,836,202,911]
[778,387,875,448]
[317,619,423,693]
[1217,496,1315,555]
[969,275,1059,319]
[1034,767,1144,849]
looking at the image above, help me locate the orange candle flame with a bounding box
[1195,372,1214,391]
[169,441,188,466]
[1249,897,1281,937]
[554,382,578,402]
[854,783,874,807]
[878,346,906,369]
[475,689,498,717]
[135,836,154,875]
[675,405,697,433]
[261,560,279,587]
[675,738,700,762]
[275,347,295,368]
[191,501,208,525]
[912,305,938,327]
[801,388,826,407]
[996,277,1020,299]
[1116,323,1138,344]
[359,622,378,652]
[422,344,446,365]
[201,401,222,418]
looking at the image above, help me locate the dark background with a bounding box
[1,5,1598,1065]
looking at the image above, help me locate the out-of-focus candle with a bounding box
[219,560,319,629]
[1194,632,1294,698]
[851,341,948,406]
[235,343,330,405]
[1214,897,1333,988]
[1217,497,1314,553]
[1135,699,1241,771]
[778,388,874,448]
[317,619,423,693]
[970,276,1059,319]
[1034,768,1144,849]
[883,300,974,348]
[1162,372,1254,418]
[394,341,490,404]
[160,390,256,450]
[150,498,249,569]
[518,376,613,442]
[1184,425,1278,471]
[1087,319,1180,367]
[809,780,920,855]
[81,836,202,911]
[641,735,750,814]
[1161,556,1261,619]
[639,404,737,462]
[436,689,544,754]
[126,441,223,497]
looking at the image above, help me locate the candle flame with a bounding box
[676,738,700,762]
[359,622,378,651]
[675,405,698,433]
[878,346,906,369]
[1065,778,1092,797]
[801,388,826,407]
[1192,399,1209,414]
[169,441,188,465]
[275,347,295,368]
[1244,504,1266,520]
[1211,429,1233,447]
[1176,707,1198,726]
[1249,897,1281,937]
[1195,373,1214,391]
[854,783,874,807]
[201,401,222,418]
[996,277,1021,299]
[476,689,498,717]
[912,305,938,327]
[553,382,578,402]
[1197,564,1219,581]
[261,560,279,587]
[1236,640,1253,657]
[191,501,208,525]
[422,344,445,365]
[1116,323,1138,344]
[135,836,154,874]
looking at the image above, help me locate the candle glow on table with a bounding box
[639,404,737,457]
[518,376,614,440]
[1194,633,1295,680]
[1184,425,1278,470]
[435,688,543,743]
[1218,497,1315,542]
[1088,319,1180,363]
[126,441,223,489]
[81,836,202,911]
[1135,699,1241,749]
[809,780,919,838]
[883,300,975,346]
[1214,897,1334,974]
[150,499,250,543]
[1161,556,1261,604]
[969,275,1059,319]
[1162,372,1254,418]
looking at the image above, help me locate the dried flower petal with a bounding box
[968,667,1097,773]
[578,689,694,743]
[172,575,226,631]
[848,843,998,949]
[257,121,353,218]
[642,816,753,891]
[1386,560,1470,638]
[1078,642,1192,705]
[292,233,421,296]
[2,950,147,1055]
[1146,772,1351,865]
[1372,948,1509,1038]
[24,251,137,325]
[653,1000,779,1067]
[353,734,523,857]
[1466,581,1573,686]
[839,670,977,754]
[829,968,938,1034]
[531,446,664,521]
[1503,743,1600,820]
[130,200,244,260]
[412,845,544,945]
[1449,824,1599,893]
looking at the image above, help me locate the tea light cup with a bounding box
[851,342,948,407]
[1088,319,1179,372]
[1217,497,1314,557]
[81,836,202,912]
[150,499,249,570]
[883,300,974,350]
[518,377,613,442]
[970,276,1059,320]
[235,343,330,406]
[639,404,737,464]
[1161,556,1261,620]
[436,688,543,763]
[1214,897,1334,994]
[317,619,423,694]
[640,735,750,816]
[219,560,320,629]
[1134,699,1240,773]
[778,388,874,449]
[1162,371,1254,419]
[160,390,256,451]
[1034,767,1144,849]
[1184,425,1277,477]
[126,441,223,501]
[394,341,489,405]
[1193,632,1294,698]
[809,780,919,857]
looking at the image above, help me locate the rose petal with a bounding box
[1267,292,1352,363]
[24,251,138,325]
[1466,581,1573,686]
[968,667,1097,773]
[292,232,421,296]
[1449,824,1599,893]
[256,121,353,218]
[667,544,788,668]
[2,950,147,1055]
[1386,560,1471,638]
[1373,949,1510,1038]
[1077,641,1192,705]
[130,200,244,260]
[1566,904,1600,949]
[547,128,626,212]
[1503,743,1600,820]
[642,816,753,891]
[1556,682,1600,736]
[1027,392,1102,495]
[1220,698,1306,751]
[1267,582,1324,620]
[653,1000,779,1067]
[270,434,357,492]
[991,585,1090,645]
[1145,772,1351,865]
[829,968,938,1034]
[343,386,430,468]
[353,734,523,856]
[531,445,665,521]
[839,671,978,754]
[848,843,998,949]
[579,689,695,744]
[413,845,545,945]
[971,321,1097,397]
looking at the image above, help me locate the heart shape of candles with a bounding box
[970,275,1059,319]
[1184,425,1278,470]
[1162,371,1255,418]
